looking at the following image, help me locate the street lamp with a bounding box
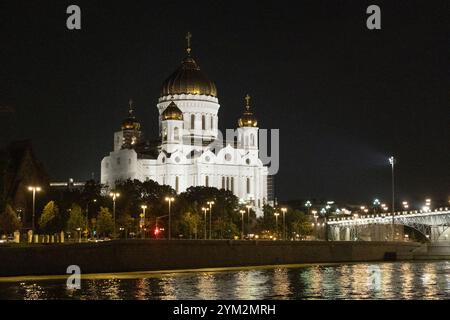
[246,204,251,235]
[109,192,120,237]
[402,201,409,210]
[207,200,215,239]
[305,201,312,215]
[28,186,41,232]
[85,199,97,240]
[373,198,380,214]
[281,207,287,240]
[165,196,175,240]
[274,212,280,239]
[202,207,209,240]
[312,210,318,239]
[141,205,147,238]
[389,156,396,241]
[240,210,245,239]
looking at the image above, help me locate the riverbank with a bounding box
[0,240,421,277]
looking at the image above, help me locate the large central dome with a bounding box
[160,55,217,98]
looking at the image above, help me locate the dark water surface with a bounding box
[1,261,449,300]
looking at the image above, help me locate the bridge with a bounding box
[327,208,450,242]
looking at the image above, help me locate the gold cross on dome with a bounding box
[186,32,192,54]
[245,94,251,109]
[128,98,134,114]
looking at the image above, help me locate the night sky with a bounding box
[1,1,449,204]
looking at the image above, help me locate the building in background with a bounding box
[101,35,269,214]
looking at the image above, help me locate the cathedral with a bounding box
[100,34,269,215]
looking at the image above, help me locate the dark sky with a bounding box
[1,0,449,204]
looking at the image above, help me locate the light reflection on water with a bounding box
[1,261,450,300]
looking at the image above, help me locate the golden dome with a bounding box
[162,101,183,121]
[121,99,141,130]
[238,94,258,127]
[160,33,217,98]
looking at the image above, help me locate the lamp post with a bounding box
[281,207,287,240]
[389,156,395,241]
[85,199,97,240]
[274,212,279,240]
[165,196,175,240]
[141,205,147,238]
[402,201,409,210]
[246,204,251,236]
[28,186,41,232]
[109,192,120,238]
[207,200,215,239]
[202,207,209,240]
[373,198,380,214]
[240,210,245,239]
[305,201,312,215]
[312,210,318,239]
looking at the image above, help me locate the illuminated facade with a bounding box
[100,35,268,214]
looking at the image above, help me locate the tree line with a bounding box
[0,179,312,240]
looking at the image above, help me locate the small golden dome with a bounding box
[160,33,217,98]
[121,99,141,130]
[162,101,183,121]
[238,94,258,127]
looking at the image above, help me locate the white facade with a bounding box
[101,52,269,215]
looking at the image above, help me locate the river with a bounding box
[0,261,449,300]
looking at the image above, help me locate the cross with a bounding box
[245,94,251,109]
[128,98,134,114]
[186,32,192,54]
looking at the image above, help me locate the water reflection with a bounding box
[1,261,450,300]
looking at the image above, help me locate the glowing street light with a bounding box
[246,204,251,235]
[305,201,312,215]
[312,210,318,239]
[202,207,209,240]
[402,201,409,210]
[274,212,280,240]
[207,200,215,239]
[86,198,97,239]
[389,156,396,241]
[165,196,175,240]
[281,207,287,240]
[240,210,246,239]
[109,192,120,237]
[141,205,147,238]
[28,186,41,232]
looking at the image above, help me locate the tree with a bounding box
[179,211,201,239]
[96,207,114,237]
[117,213,135,238]
[67,203,87,239]
[0,204,21,235]
[288,210,313,239]
[39,201,60,234]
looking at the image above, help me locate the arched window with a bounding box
[174,127,180,140]
[175,176,179,193]
[191,114,195,130]
[245,136,249,146]
[163,127,167,141]
[231,177,234,193]
[210,116,214,130]
[202,115,206,130]
[250,134,255,146]
[246,178,251,194]
[205,176,209,187]
[222,176,225,189]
